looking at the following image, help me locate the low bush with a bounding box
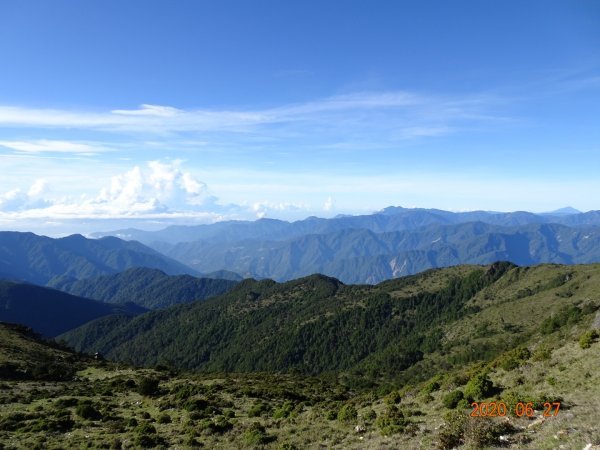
[75,400,102,420]
[463,372,495,402]
[442,390,464,409]
[244,422,275,446]
[157,413,171,424]
[579,330,599,349]
[376,405,409,435]
[137,377,160,396]
[337,404,357,424]
[248,400,271,417]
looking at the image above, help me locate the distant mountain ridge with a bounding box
[0,231,197,286]
[141,221,600,284]
[89,207,600,284]
[92,206,600,246]
[49,267,239,309]
[0,280,145,337]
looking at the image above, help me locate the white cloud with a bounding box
[111,104,182,117]
[0,90,501,136]
[250,200,308,219]
[27,179,48,197]
[0,179,51,211]
[92,160,213,215]
[323,196,334,211]
[0,139,108,155]
[0,188,27,211]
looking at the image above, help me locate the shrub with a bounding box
[337,404,357,424]
[362,408,377,422]
[273,400,301,419]
[385,391,402,406]
[75,400,102,420]
[55,397,78,408]
[135,422,157,435]
[279,444,299,450]
[127,417,138,427]
[540,305,582,334]
[376,406,408,435]
[463,372,494,402]
[463,417,514,447]
[134,433,161,448]
[137,377,160,396]
[436,410,466,450]
[579,330,599,349]
[157,413,171,424]
[244,422,274,446]
[495,347,531,371]
[442,390,464,409]
[248,400,271,417]
[198,415,233,434]
[421,380,441,395]
[531,347,552,361]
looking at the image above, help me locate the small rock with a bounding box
[354,425,366,433]
[527,417,545,429]
[554,430,569,440]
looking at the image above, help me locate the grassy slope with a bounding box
[2,264,600,449]
[1,317,600,449]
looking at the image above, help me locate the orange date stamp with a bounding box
[470,401,561,417]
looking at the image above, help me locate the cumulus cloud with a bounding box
[323,196,334,211]
[91,160,213,215]
[0,161,218,218]
[250,200,308,219]
[0,179,50,211]
[27,179,48,197]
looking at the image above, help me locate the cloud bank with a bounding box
[0,161,309,224]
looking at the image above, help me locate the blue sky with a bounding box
[1,0,599,234]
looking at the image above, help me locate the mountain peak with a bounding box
[545,206,582,215]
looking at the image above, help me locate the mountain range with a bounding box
[0,231,196,286]
[91,207,600,284]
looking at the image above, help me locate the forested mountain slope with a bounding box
[159,222,600,283]
[0,281,145,337]
[61,262,600,387]
[0,231,196,286]
[49,267,238,309]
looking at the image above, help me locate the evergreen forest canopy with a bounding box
[60,262,600,387]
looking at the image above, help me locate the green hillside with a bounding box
[2,262,600,448]
[50,267,238,309]
[61,262,600,387]
[0,281,145,337]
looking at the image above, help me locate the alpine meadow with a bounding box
[1,1,600,449]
